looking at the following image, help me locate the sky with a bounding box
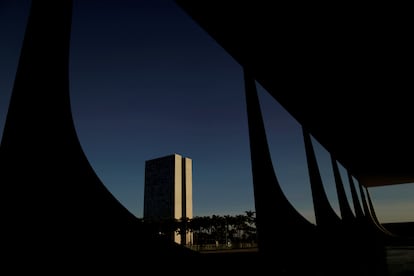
[1,0,413,223]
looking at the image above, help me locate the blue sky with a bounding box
[1,0,413,223]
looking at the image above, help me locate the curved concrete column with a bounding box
[331,156,355,223]
[302,128,342,228]
[0,0,196,270]
[347,171,365,219]
[244,69,316,272]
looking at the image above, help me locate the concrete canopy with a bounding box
[176,1,414,187]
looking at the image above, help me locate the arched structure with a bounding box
[0,0,197,271]
[347,172,365,220]
[175,1,414,187]
[331,156,355,224]
[303,129,342,229]
[244,69,317,273]
[2,0,411,274]
[175,1,412,275]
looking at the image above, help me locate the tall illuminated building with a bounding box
[144,153,193,245]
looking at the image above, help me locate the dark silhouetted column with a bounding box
[331,156,355,223]
[347,171,365,219]
[303,128,342,228]
[244,69,316,273]
[358,181,389,235]
[0,0,196,271]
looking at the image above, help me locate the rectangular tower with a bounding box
[144,153,193,245]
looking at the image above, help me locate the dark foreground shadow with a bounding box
[1,1,409,275]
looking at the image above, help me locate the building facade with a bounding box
[144,153,193,245]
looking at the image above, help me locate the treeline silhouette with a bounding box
[139,210,257,247]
